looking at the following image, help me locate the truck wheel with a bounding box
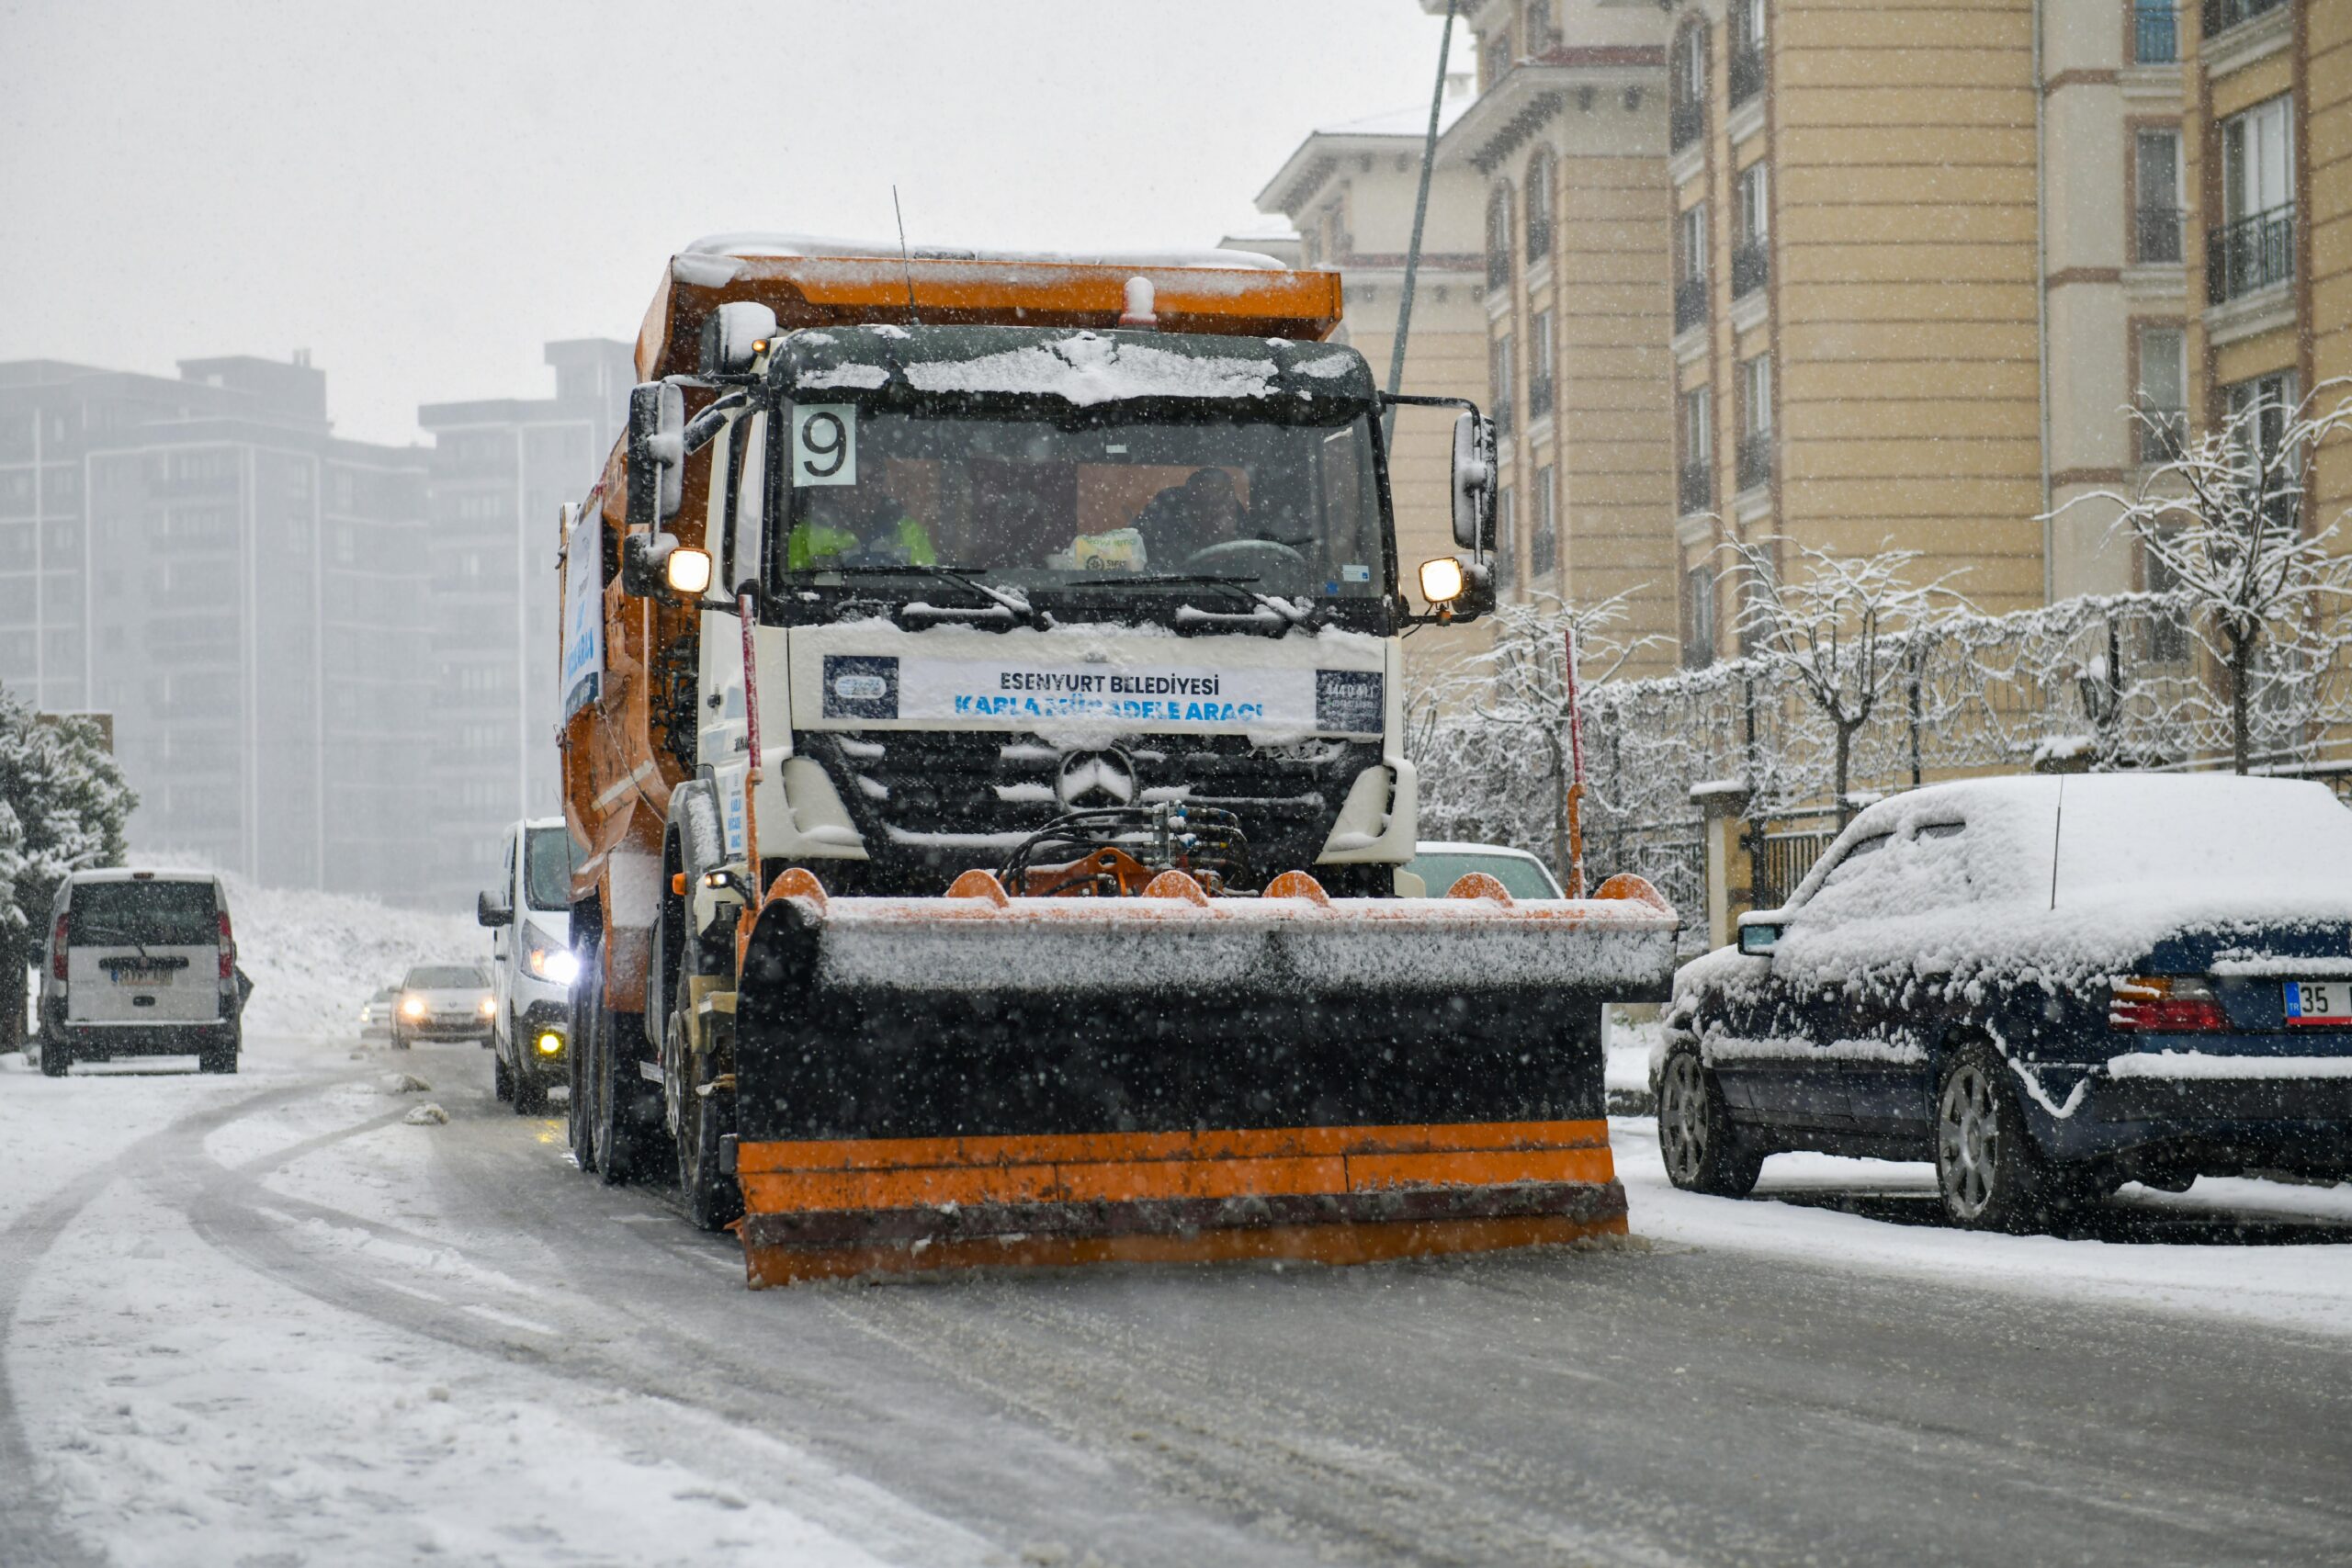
[1657,1043,1762,1197]
[39,1038,68,1077]
[568,934,601,1173]
[594,1009,662,1186]
[670,1014,741,1231]
[1935,1043,2057,1233]
[493,1049,514,1102]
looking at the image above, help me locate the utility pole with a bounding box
[1383,0,1460,444]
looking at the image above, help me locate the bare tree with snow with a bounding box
[1722,537,1969,824]
[2080,381,2352,773]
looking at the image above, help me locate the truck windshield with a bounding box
[524,826,573,911]
[772,407,1388,605]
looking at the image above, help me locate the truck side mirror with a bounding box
[477,890,512,929]
[626,380,685,527]
[1450,411,1497,553]
[700,302,778,376]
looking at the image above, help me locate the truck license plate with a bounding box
[112,968,171,987]
[2284,980,2343,1025]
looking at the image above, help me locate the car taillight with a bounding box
[51,913,68,981]
[2109,976,2226,1032]
[218,909,235,981]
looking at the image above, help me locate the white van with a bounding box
[478,817,579,1113]
[37,869,243,1076]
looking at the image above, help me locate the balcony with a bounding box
[2206,205,2294,304]
[1736,432,1773,493]
[2201,0,2286,39]
[1527,376,1555,421]
[1679,461,1713,516]
[2133,3,2178,63]
[2136,410,2189,466]
[1674,276,1710,335]
[1731,238,1770,299]
[1728,44,1764,107]
[1670,98,1705,153]
[2135,205,2183,265]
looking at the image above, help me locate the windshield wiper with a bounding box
[1046,573,1317,630]
[808,564,1035,623]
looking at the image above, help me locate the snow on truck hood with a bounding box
[1694,774,2352,997]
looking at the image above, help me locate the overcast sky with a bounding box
[0,1,1455,446]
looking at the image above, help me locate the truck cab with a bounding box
[478,816,579,1112]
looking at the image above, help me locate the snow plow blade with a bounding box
[729,869,1678,1286]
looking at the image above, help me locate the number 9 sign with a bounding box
[790,404,858,487]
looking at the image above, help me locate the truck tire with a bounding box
[493,1049,514,1102]
[568,931,601,1174]
[513,1052,548,1115]
[669,1013,742,1231]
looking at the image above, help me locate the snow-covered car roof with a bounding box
[1724,773,2352,993]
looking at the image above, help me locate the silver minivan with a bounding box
[37,869,243,1076]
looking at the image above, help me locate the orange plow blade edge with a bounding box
[729,871,1677,1285]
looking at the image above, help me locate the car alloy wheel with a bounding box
[1935,1056,2002,1222]
[1657,1043,1762,1198]
[1658,1052,1710,1186]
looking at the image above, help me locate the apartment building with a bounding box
[1429,1,1684,671]
[416,338,633,909]
[1431,0,2345,675]
[1251,77,1495,637]
[0,355,433,897]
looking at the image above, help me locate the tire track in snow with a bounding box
[0,1076,324,1568]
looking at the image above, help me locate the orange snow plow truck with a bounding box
[556,235,1677,1286]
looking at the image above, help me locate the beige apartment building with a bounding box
[1250,83,1493,634]
[1419,0,2348,676]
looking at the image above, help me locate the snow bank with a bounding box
[215,875,481,1040]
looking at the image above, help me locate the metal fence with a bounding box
[1589,823,1709,954]
[1749,816,1839,910]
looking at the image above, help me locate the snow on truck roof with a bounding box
[683,233,1290,272]
[639,243,1343,382]
[778,324,1374,410]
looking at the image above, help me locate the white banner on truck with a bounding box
[814,656,1385,735]
[560,506,603,719]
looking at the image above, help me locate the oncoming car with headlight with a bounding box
[391,964,496,1050]
[479,817,579,1113]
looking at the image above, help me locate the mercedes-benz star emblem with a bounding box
[1056,749,1136,808]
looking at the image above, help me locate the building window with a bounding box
[1529,310,1555,419]
[1733,163,1770,298]
[2133,129,2182,265]
[1489,333,1516,441]
[1684,565,1716,668]
[1679,387,1713,515]
[2132,2,2178,63]
[1487,182,1515,289]
[1524,0,1555,51]
[1524,151,1554,262]
[1481,29,1514,91]
[1670,25,1709,152]
[1674,204,1709,334]
[1736,354,1773,492]
[2210,96,2294,304]
[2133,323,2188,464]
[1728,0,1766,106]
[1532,467,1558,579]
[2202,0,2287,42]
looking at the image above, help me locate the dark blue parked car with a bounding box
[1656,774,2352,1231]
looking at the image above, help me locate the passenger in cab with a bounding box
[787,485,937,570]
[1136,468,1246,565]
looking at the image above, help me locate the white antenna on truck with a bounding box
[892,186,922,325]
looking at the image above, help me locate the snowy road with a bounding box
[7,1036,2352,1567]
